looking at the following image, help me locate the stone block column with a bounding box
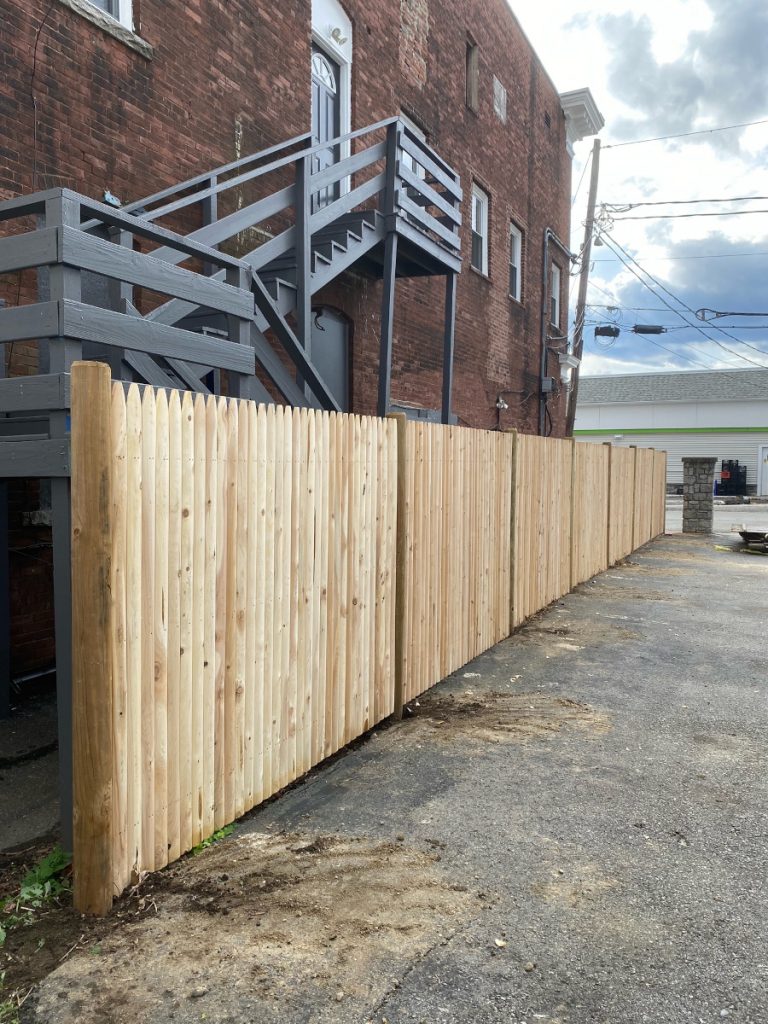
[682,457,717,533]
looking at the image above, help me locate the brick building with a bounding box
[0,0,602,677]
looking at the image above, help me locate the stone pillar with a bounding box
[682,457,717,533]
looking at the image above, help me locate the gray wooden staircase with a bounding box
[0,116,462,418]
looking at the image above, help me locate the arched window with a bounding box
[312,52,338,94]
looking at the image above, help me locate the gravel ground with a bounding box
[24,531,768,1024]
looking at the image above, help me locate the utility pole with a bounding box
[565,137,601,437]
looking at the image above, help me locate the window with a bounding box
[493,76,507,124]
[471,185,489,275]
[86,0,133,28]
[550,263,562,327]
[509,224,523,301]
[466,41,479,111]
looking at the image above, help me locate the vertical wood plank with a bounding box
[166,390,182,864]
[71,361,114,915]
[124,384,143,875]
[153,389,169,869]
[179,392,195,855]
[191,394,206,847]
[140,385,156,873]
[109,382,128,894]
[202,396,217,839]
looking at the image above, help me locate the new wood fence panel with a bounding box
[90,375,397,901]
[651,450,667,539]
[608,446,636,565]
[571,442,610,586]
[513,435,572,627]
[400,422,514,702]
[72,363,664,912]
[633,447,655,548]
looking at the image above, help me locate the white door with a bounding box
[759,445,768,496]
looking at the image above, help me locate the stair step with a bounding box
[313,239,347,262]
[262,275,298,301]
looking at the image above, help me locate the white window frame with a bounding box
[509,223,523,301]
[471,184,489,276]
[550,263,561,327]
[86,0,133,29]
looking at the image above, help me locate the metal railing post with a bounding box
[295,154,312,399]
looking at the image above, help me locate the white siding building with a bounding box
[574,369,768,494]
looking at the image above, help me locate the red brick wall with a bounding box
[0,0,573,672]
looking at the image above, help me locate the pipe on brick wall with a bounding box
[539,228,573,436]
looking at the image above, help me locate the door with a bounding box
[311,46,341,211]
[759,445,768,496]
[311,307,349,411]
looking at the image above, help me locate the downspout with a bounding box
[539,228,573,436]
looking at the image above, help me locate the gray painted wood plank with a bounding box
[0,439,70,477]
[399,135,462,198]
[60,228,253,318]
[0,373,70,412]
[0,228,59,273]
[397,164,462,225]
[250,327,311,408]
[0,301,60,343]
[396,193,461,250]
[310,141,386,193]
[308,173,386,235]
[59,300,255,374]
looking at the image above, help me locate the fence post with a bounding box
[603,441,612,567]
[71,361,115,915]
[569,437,577,590]
[388,412,408,720]
[506,429,518,634]
[629,445,638,551]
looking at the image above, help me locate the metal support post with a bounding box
[0,482,9,719]
[441,273,457,424]
[295,155,312,400]
[377,231,398,418]
[45,192,83,852]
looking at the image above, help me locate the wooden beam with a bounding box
[70,360,114,915]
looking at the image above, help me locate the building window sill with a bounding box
[509,295,524,308]
[55,0,153,60]
[470,265,491,282]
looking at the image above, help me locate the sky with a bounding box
[509,0,768,376]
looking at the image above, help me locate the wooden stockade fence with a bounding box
[70,364,666,913]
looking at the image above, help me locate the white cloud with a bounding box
[508,0,768,374]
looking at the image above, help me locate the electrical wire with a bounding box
[602,118,768,150]
[602,231,768,364]
[603,196,768,210]
[591,251,768,263]
[571,149,592,209]
[597,237,768,389]
[611,209,768,222]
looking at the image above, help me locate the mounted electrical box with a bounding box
[541,377,557,393]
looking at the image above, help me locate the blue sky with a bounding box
[509,0,768,375]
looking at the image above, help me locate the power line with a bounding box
[603,196,768,210]
[591,251,768,263]
[601,232,768,368]
[602,117,768,150]
[611,209,768,222]
[585,281,747,371]
[571,148,592,209]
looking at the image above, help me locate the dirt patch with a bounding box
[580,582,680,603]
[24,832,478,1024]
[532,862,619,908]
[407,691,610,745]
[620,562,692,577]
[520,617,641,648]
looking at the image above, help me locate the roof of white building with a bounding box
[578,368,768,405]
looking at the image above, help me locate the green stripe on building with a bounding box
[574,426,768,437]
